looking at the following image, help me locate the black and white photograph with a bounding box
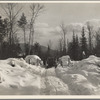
[0,1,100,95]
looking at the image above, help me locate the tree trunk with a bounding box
[23,27,26,54]
[28,23,32,55]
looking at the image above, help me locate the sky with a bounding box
[1,3,100,49]
[35,3,100,26]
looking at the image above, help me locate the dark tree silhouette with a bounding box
[1,4,22,57]
[75,35,80,60]
[95,30,100,57]
[80,27,88,59]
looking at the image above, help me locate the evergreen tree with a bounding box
[0,17,9,58]
[47,44,51,58]
[33,42,41,57]
[68,31,76,60]
[71,31,76,60]
[95,33,100,57]
[62,47,66,56]
[18,13,27,55]
[80,27,87,59]
[68,41,73,59]
[75,35,80,60]
[58,38,63,57]
[67,32,80,60]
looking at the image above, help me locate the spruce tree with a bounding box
[72,31,76,60]
[0,17,10,58]
[95,33,100,57]
[80,27,87,59]
[18,13,27,54]
[75,35,80,60]
[33,42,41,57]
[68,31,76,60]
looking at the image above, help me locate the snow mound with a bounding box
[45,76,70,95]
[61,74,96,95]
[25,55,43,66]
[58,55,71,67]
[0,55,100,95]
[55,55,100,95]
[0,58,43,95]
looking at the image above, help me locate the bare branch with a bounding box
[0,4,9,17]
[13,7,22,20]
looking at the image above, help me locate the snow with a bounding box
[25,55,43,66]
[0,55,100,95]
[0,58,41,95]
[58,55,71,67]
[45,76,70,95]
[55,55,100,95]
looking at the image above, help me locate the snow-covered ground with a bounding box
[0,55,100,95]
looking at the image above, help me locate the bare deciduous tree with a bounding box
[60,22,67,55]
[86,22,93,55]
[1,3,22,45]
[28,3,45,54]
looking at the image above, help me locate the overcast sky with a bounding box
[36,3,100,26]
[1,3,100,49]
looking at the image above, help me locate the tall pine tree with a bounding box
[18,13,27,55]
[95,32,100,57]
[68,32,80,60]
[75,35,80,60]
[68,31,76,60]
[80,27,87,59]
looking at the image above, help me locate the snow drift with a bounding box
[56,55,100,95]
[25,55,43,66]
[0,55,100,95]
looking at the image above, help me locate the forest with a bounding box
[0,3,100,65]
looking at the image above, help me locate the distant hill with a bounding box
[19,43,57,56]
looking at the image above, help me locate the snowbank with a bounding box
[45,76,70,95]
[0,55,100,95]
[25,55,43,66]
[58,55,71,67]
[55,55,100,95]
[0,58,42,95]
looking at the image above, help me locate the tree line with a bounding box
[0,3,100,64]
[0,3,45,59]
[56,23,100,61]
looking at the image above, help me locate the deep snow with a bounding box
[0,55,100,95]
